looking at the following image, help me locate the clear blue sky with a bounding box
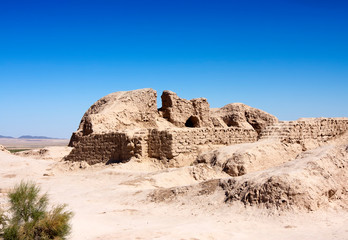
[1,0,347,138]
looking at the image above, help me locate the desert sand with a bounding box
[0,145,347,240]
[0,138,69,150]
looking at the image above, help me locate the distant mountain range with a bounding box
[0,135,14,138]
[18,135,58,139]
[0,135,64,139]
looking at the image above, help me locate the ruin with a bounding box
[65,88,348,165]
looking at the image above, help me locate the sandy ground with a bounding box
[1,149,347,240]
[0,138,69,149]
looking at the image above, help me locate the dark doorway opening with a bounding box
[185,116,200,128]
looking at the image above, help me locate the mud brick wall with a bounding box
[148,129,174,159]
[65,132,145,165]
[65,118,348,165]
[65,127,258,164]
[132,129,149,159]
[167,127,258,157]
[259,119,348,143]
[160,90,211,128]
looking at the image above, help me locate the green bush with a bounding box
[0,181,73,240]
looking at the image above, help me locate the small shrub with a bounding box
[8,149,30,154]
[0,181,73,240]
[0,208,8,233]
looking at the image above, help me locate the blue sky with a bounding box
[1,0,347,138]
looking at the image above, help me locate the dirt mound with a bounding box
[118,163,227,190]
[149,179,222,203]
[196,139,302,176]
[152,142,348,211]
[196,130,348,177]
[69,88,162,146]
[220,144,348,210]
[15,146,73,161]
[211,103,278,133]
[0,144,9,153]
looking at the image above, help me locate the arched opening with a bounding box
[222,115,239,127]
[185,116,200,128]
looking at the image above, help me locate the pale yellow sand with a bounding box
[0,148,347,240]
[0,138,69,149]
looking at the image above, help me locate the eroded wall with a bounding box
[65,132,145,165]
[160,90,212,128]
[169,128,257,157]
[65,118,348,165]
[260,118,348,143]
[65,127,258,164]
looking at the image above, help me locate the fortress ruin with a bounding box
[65,88,348,165]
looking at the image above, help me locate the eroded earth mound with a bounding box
[210,103,278,133]
[220,144,348,210]
[0,144,9,153]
